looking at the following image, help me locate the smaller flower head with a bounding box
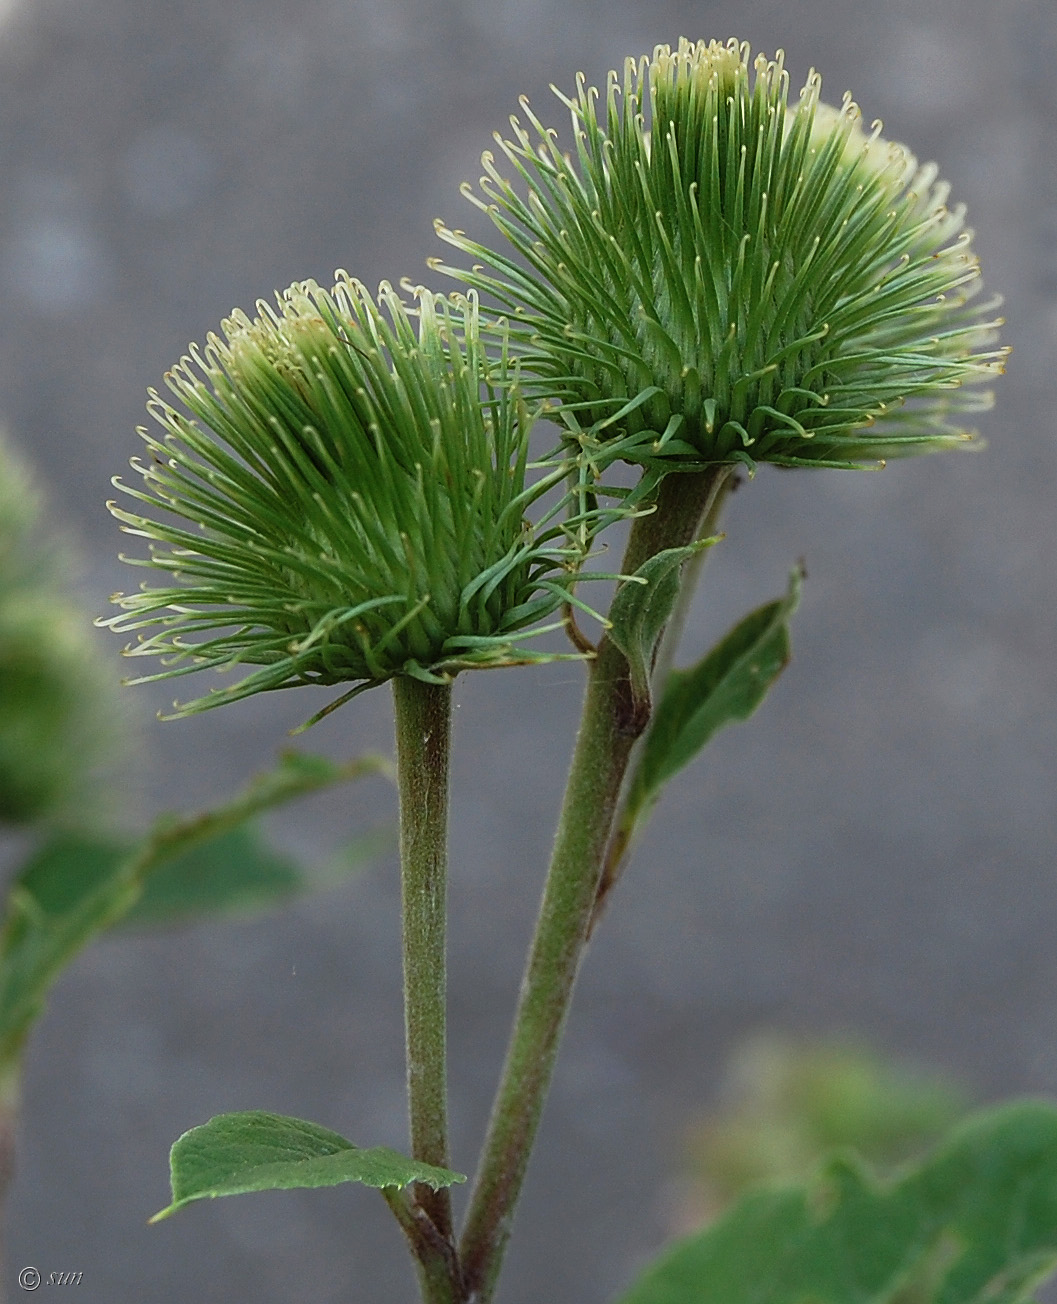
[105,276,591,718]
[433,38,1007,470]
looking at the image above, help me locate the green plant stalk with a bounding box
[589,467,737,933]
[392,676,458,1298]
[458,466,732,1302]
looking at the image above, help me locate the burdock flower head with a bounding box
[105,276,593,718]
[433,38,1008,470]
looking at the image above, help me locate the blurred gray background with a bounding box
[2,0,1056,1299]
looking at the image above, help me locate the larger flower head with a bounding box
[434,38,1007,470]
[105,277,590,717]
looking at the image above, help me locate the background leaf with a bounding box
[613,1101,1057,1304]
[122,824,390,927]
[683,1033,969,1220]
[139,751,392,863]
[151,1110,466,1220]
[121,826,298,926]
[0,834,138,1070]
[0,751,391,1072]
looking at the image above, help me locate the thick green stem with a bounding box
[458,467,729,1302]
[392,676,458,1297]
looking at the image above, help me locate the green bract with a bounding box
[433,38,1008,470]
[105,277,593,718]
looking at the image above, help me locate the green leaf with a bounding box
[613,1101,1057,1304]
[122,825,389,927]
[607,541,716,727]
[0,751,390,1071]
[122,826,298,926]
[0,834,139,1069]
[623,567,801,838]
[140,751,392,865]
[150,1110,466,1221]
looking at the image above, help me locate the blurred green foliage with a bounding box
[0,430,124,826]
[686,1033,970,1219]
[624,1100,1057,1304]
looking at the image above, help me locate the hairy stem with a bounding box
[392,676,458,1298]
[458,466,730,1302]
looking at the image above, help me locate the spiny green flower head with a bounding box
[104,276,592,719]
[433,38,1008,471]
